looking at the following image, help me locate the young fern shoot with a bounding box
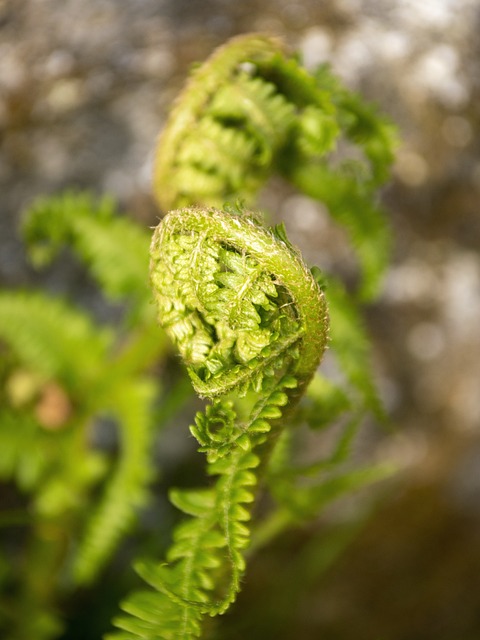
[108,207,328,639]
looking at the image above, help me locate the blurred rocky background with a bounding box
[1,0,480,638]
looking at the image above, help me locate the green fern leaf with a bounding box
[73,380,155,584]
[0,410,51,491]
[314,63,398,186]
[285,161,391,300]
[22,191,152,319]
[326,278,385,420]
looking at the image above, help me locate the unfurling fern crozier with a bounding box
[149,206,328,404]
[110,205,329,639]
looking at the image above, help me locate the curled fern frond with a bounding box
[108,205,328,639]
[153,34,395,299]
[153,35,274,209]
[149,206,328,399]
[153,34,338,213]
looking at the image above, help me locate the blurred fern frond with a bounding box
[0,288,159,591]
[22,191,153,320]
[0,291,112,392]
[73,380,156,585]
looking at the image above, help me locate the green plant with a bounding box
[0,193,167,639]
[0,34,396,640]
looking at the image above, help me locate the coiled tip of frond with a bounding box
[149,206,328,398]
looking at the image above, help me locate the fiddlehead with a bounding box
[108,205,328,639]
[154,35,337,213]
[149,206,327,399]
[153,33,396,299]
